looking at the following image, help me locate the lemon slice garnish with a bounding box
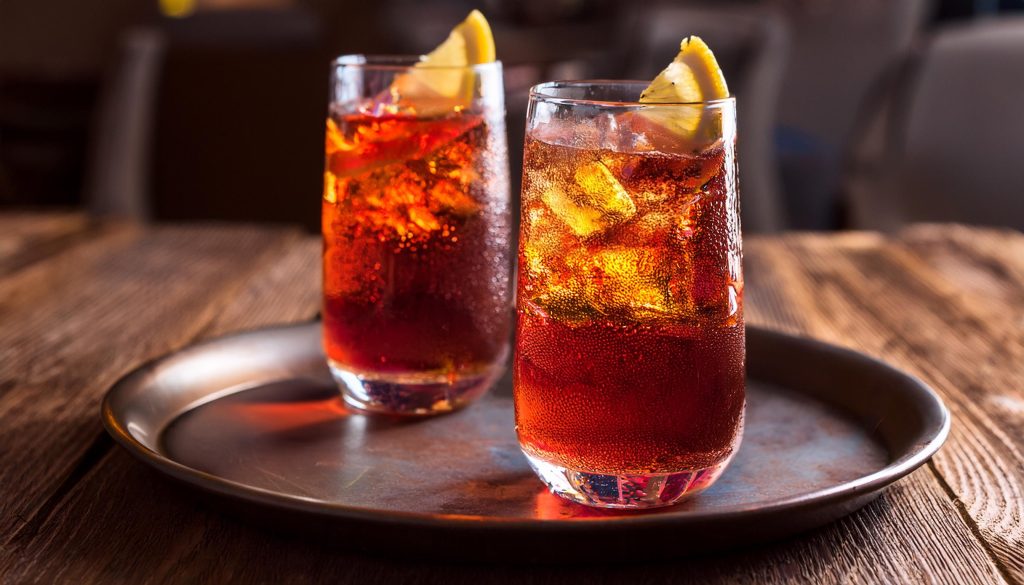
[430,9,495,68]
[638,36,729,143]
[393,10,495,107]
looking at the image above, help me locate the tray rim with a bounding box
[101,322,950,532]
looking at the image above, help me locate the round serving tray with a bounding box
[102,322,949,561]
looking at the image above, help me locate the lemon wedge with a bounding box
[427,9,495,69]
[638,36,729,144]
[393,10,495,107]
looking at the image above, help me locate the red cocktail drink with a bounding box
[515,79,744,508]
[324,56,511,415]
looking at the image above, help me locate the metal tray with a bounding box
[102,322,949,560]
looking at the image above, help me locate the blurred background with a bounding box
[2,0,1023,233]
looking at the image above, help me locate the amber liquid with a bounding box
[514,133,745,475]
[322,111,511,380]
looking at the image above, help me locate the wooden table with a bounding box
[1,212,1022,584]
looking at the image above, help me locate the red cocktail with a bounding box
[323,55,511,415]
[515,77,744,508]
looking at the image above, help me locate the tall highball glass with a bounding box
[514,81,744,508]
[323,56,512,416]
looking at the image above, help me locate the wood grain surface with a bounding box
[0,214,1021,584]
[0,212,95,276]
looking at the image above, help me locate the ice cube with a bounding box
[592,111,629,152]
[325,118,346,156]
[569,246,679,320]
[604,208,697,252]
[604,111,660,154]
[530,283,591,323]
[521,203,571,277]
[624,211,676,246]
[428,180,479,217]
[324,172,340,204]
[616,152,723,210]
[408,205,441,232]
[540,184,609,238]
[520,207,596,322]
[530,118,600,150]
[327,115,479,179]
[535,160,638,238]
[573,161,637,219]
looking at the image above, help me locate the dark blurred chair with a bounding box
[618,5,789,233]
[844,17,1024,231]
[86,9,328,231]
[773,0,930,229]
[86,29,162,219]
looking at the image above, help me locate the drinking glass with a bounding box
[323,56,512,416]
[514,81,744,508]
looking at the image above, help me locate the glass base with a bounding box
[329,359,500,416]
[523,451,731,509]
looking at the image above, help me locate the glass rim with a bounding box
[332,54,503,72]
[529,80,736,108]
